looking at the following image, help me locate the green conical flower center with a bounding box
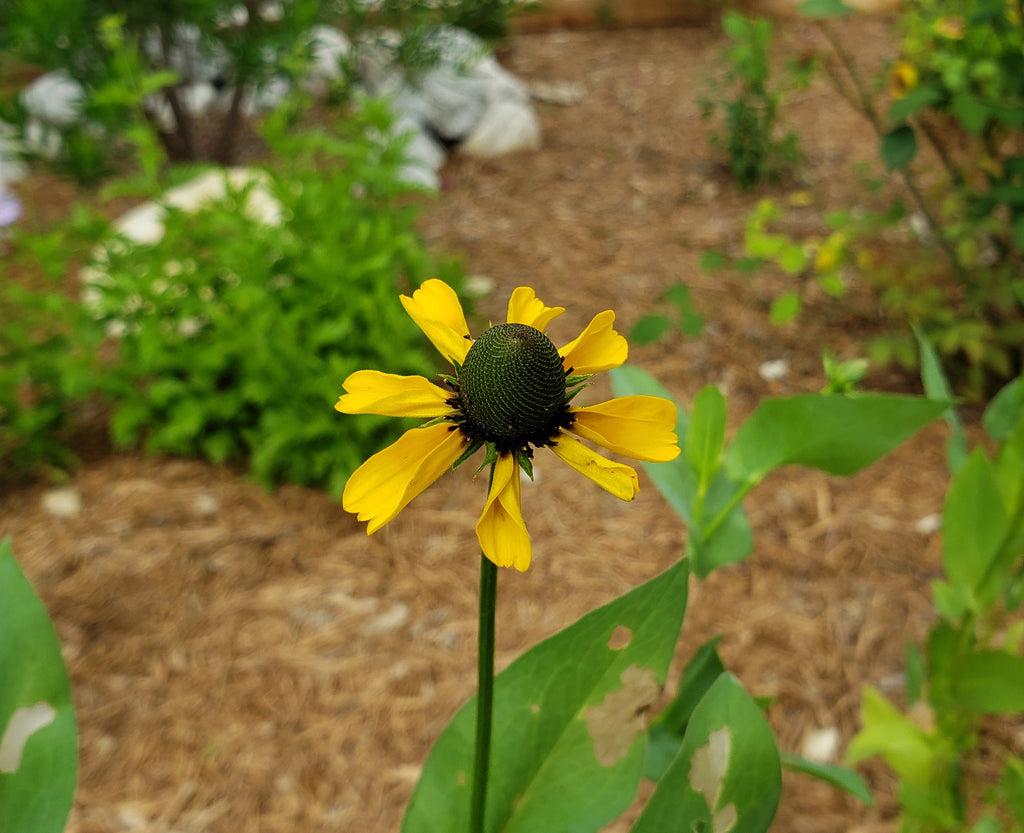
[458,323,568,451]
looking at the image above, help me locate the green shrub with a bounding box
[86,102,465,496]
[699,11,811,190]
[0,211,105,482]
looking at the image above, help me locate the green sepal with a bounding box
[565,374,593,403]
[474,442,499,477]
[451,438,484,471]
[517,450,534,480]
[437,373,459,388]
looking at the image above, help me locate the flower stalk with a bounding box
[471,551,498,833]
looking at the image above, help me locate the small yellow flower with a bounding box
[336,280,680,571]
[888,61,919,99]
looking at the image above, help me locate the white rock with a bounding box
[460,98,541,157]
[42,487,83,518]
[758,358,789,382]
[915,513,942,535]
[20,70,86,128]
[363,603,410,635]
[301,25,351,98]
[800,726,841,763]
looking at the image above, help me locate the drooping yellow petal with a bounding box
[506,286,565,332]
[336,370,455,418]
[558,310,628,374]
[476,452,531,571]
[549,435,639,501]
[343,423,468,534]
[400,279,472,365]
[570,396,680,462]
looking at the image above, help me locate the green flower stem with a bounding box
[471,553,498,833]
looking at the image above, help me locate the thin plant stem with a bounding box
[470,547,498,833]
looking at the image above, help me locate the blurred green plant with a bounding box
[846,339,1024,833]
[699,11,813,190]
[82,100,465,497]
[0,207,106,482]
[629,283,705,346]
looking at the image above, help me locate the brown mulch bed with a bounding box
[2,16,961,833]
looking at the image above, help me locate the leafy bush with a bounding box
[0,211,105,481]
[699,11,811,190]
[84,101,465,497]
[847,343,1024,832]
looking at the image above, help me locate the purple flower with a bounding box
[0,190,21,228]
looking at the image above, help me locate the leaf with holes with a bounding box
[402,559,690,833]
[631,673,781,833]
[0,537,78,833]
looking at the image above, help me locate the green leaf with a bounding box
[778,243,809,275]
[913,324,967,472]
[951,93,992,135]
[1001,756,1024,828]
[798,0,855,16]
[686,385,728,498]
[769,292,801,325]
[984,377,1024,441]
[955,651,1024,713]
[881,125,918,170]
[646,637,727,780]
[724,394,946,485]
[780,752,873,805]
[0,537,78,833]
[610,366,753,579]
[846,686,933,785]
[700,250,728,272]
[942,447,1009,610]
[631,674,782,833]
[888,84,943,122]
[402,560,690,833]
[630,314,671,345]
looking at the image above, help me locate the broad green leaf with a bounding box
[954,651,1024,714]
[610,367,753,579]
[846,686,934,787]
[610,366,697,526]
[724,394,946,485]
[942,448,1008,609]
[984,376,1024,441]
[686,386,727,498]
[646,637,726,780]
[881,125,917,171]
[779,752,873,805]
[799,0,855,16]
[630,674,781,833]
[700,250,728,272]
[778,243,808,275]
[0,537,78,833]
[402,559,690,833]
[914,324,966,472]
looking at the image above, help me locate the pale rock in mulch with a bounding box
[102,167,282,249]
[300,25,352,98]
[41,487,83,519]
[758,358,790,382]
[363,602,411,636]
[914,513,942,535]
[461,98,541,158]
[20,70,88,159]
[800,726,841,763]
[528,80,585,107]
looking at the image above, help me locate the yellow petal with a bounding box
[559,311,628,374]
[343,423,468,534]
[506,286,565,331]
[400,279,472,365]
[476,453,531,571]
[571,396,680,462]
[336,370,455,418]
[549,435,639,501]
